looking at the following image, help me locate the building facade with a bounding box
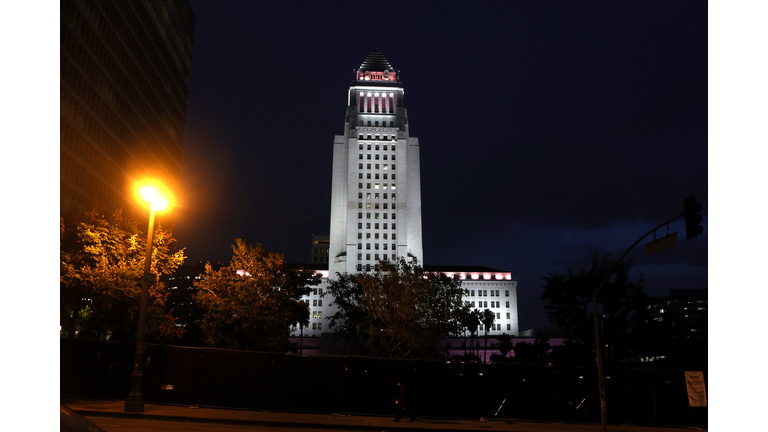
[60,0,196,215]
[328,50,423,277]
[296,52,519,341]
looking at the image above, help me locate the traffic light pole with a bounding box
[592,211,684,432]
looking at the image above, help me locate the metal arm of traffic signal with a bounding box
[592,210,684,431]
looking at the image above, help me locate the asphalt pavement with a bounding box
[61,397,705,432]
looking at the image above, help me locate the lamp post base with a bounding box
[124,370,145,412]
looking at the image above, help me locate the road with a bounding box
[87,417,351,432]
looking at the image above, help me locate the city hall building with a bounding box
[294,51,519,346]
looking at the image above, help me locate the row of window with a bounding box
[466,289,508,297]
[358,202,396,209]
[359,154,396,163]
[358,192,395,200]
[358,232,396,240]
[359,183,397,190]
[468,301,511,309]
[359,144,395,152]
[358,212,397,219]
[358,222,396,230]
[359,120,395,127]
[358,243,396,251]
[357,261,395,271]
[358,134,396,141]
[359,172,396,180]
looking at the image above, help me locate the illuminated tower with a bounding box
[328,50,423,277]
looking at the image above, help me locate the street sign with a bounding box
[645,232,677,255]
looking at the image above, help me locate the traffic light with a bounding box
[683,195,704,240]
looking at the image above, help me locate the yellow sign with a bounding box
[685,371,707,407]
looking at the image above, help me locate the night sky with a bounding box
[170,1,707,331]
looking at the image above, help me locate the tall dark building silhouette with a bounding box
[60,0,195,215]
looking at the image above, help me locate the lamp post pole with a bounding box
[124,201,158,412]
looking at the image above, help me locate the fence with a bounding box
[60,339,706,426]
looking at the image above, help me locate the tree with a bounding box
[193,239,319,351]
[481,309,495,363]
[465,309,481,360]
[540,251,646,364]
[325,258,467,359]
[513,333,551,365]
[60,207,186,342]
[494,332,514,362]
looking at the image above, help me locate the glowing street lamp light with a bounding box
[125,185,168,412]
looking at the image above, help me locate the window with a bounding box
[375,174,379,179]
[496,290,500,296]
[313,300,317,307]
[506,301,510,308]
[313,311,317,318]
[318,300,322,307]
[471,290,475,296]
[357,264,362,271]
[383,193,388,199]
[391,184,396,190]
[484,301,488,307]
[366,264,371,271]
[392,213,396,219]
[366,243,370,250]
[367,163,371,169]
[366,203,371,209]
[383,174,388,180]
[392,233,396,239]
[391,254,396,260]
[358,202,362,209]
[366,223,371,229]
[357,253,362,260]
[375,253,379,260]
[507,324,511,331]
[375,193,380,199]
[383,213,387,219]
[357,243,361,249]
[383,223,388,229]
[390,121,394,127]
[375,243,379,250]
[367,121,371,126]
[491,290,495,297]
[365,233,371,240]
[358,193,363,199]
[383,244,387,250]
[375,154,380,160]
[359,183,363,189]
[366,254,370,260]
[506,313,510,319]
[505,290,509,296]
[392,145,396,152]
[383,233,387,239]
[358,223,362,229]
[359,163,363,169]
[392,194,396,200]
[317,323,322,330]
[366,212,371,219]
[383,154,388,160]
[367,154,371,160]
[374,233,379,239]
[312,323,317,330]
[392,243,396,250]
[383,203,388,209]
[392,174,396,180]
[357,233,362,239]
[367,173,371,179]
[367,183,371,189]
[392,203,396,209]
[317,311,322,318]
[375,164,379,169]
[375,145,379,150]
[358,212,362,219]
[359,144,363,150]
[483,290,488,296]
[375,223,379,229]
[367,193,371,199]
[496,313,500,319]
[359,154,363,160]
[374,183,379,189]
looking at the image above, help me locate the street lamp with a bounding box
[124,186,168,412]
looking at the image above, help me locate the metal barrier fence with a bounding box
[60,339,706,426]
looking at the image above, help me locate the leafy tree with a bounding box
[513,333,551,365]
[60,207,186,342]
[541,251,646,364]
[465,309,481,359]
[496,333,514,359]
[481,309,495,363]
[193,239,319,351]
[325,258,467,359]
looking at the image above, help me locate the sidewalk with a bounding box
[61,397,704,432]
